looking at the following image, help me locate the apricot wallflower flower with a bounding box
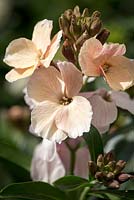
[4,19,62,82]
[27,62,93,143]
[79,38,134,90]
[82,88,134,133]
[31,138,89,183]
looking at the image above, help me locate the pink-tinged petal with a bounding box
[27,67,64,102]
[75,146,89,179]
[5,66,36,82]
[94,125,110,134]
[102,56,134,90]
[51,129,67,144]
[101,43,126,57]
[32,19,52,54]
[79,38,103,76]
[31,140,65,184]
[23,88,39,109]
[31,101,61,138]
[41,30,62,67]
[110,91,134,114]
[55,96,93,138]
[89,94,117,133]
[57,61,83,98]
[4,38,39,68]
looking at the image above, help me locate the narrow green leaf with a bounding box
[54,175,89,191]
[84,126,104,162]
[0,181,66,200]
[88,190,134,200]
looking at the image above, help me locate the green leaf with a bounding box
[88,190,134,200]
[0,181,66,200]
[0,142,31,171]
[54,175,89,191]
[84,126,104,162]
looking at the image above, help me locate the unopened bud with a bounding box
[82,8,89,17]
[107,161,116,171]
[73,5,80,17]
[106,172,114,180]
[90,18,102,36]
[64,9,73,21]
[95,171,104,181]
[92,11,101,18]
[97,154,104,168]
[106,180,120,189]
[88,161,97,176]
[62,39,75,63]
[96,28,110,44]
[114,160,126,174]
[76,31,90,50]
[104,152,114,165]
[117,173,131,183]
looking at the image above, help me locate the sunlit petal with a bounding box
[57,61,83,98]
[79,38,103,76]
[55,96,93,138]
[5,66,36,82]
[32,19,53,54]
[27,67,64,102]
[102,56,134,90]
[4,38,39,68]
[41,30,62,67]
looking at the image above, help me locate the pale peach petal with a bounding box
[57,61,83,98]
[32,19,52,54]
[89,94,117,133]
[95,125,110,134]
[110,91,134,114]
[55,96,93,138]
[75,146,90,179]
[79,38,103,76]
[101,43,126,57]
[5,66,36,82]
[41,30,62,67]
[27,67,64,103]
[31,140,65,184]
[31,101,61,139]
[102,56,134,90]
[4,38,39,68]
[23,88,39,109]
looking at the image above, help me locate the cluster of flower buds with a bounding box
[88,152,132,189]
[59,6,110,63]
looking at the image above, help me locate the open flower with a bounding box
[79,38,134,90]
[82,88,134,133]
[31,138,89,184]
[4,19,62,82]
[31,139,65,184]
[27,61,93,143]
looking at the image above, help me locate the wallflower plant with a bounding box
[2,5,134,200]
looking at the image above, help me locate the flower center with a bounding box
[103,64,110,73]
[60,96,73,105]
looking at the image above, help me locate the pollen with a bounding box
[60,96,73,105]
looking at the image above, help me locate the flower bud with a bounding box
[117,173,131,183]
[90,17,102,36]
[82,8,89,17]
[97,154,104,168]
[104,151,115,165]
[73,5,80,18]
[114,160,126,174]
[106,180,120,189]
[88,161,97,176]
[96,28,110,44]
[95,171,104,181]
[107,161,116,171]
[62,39,75,63]
[106,172,114,180]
